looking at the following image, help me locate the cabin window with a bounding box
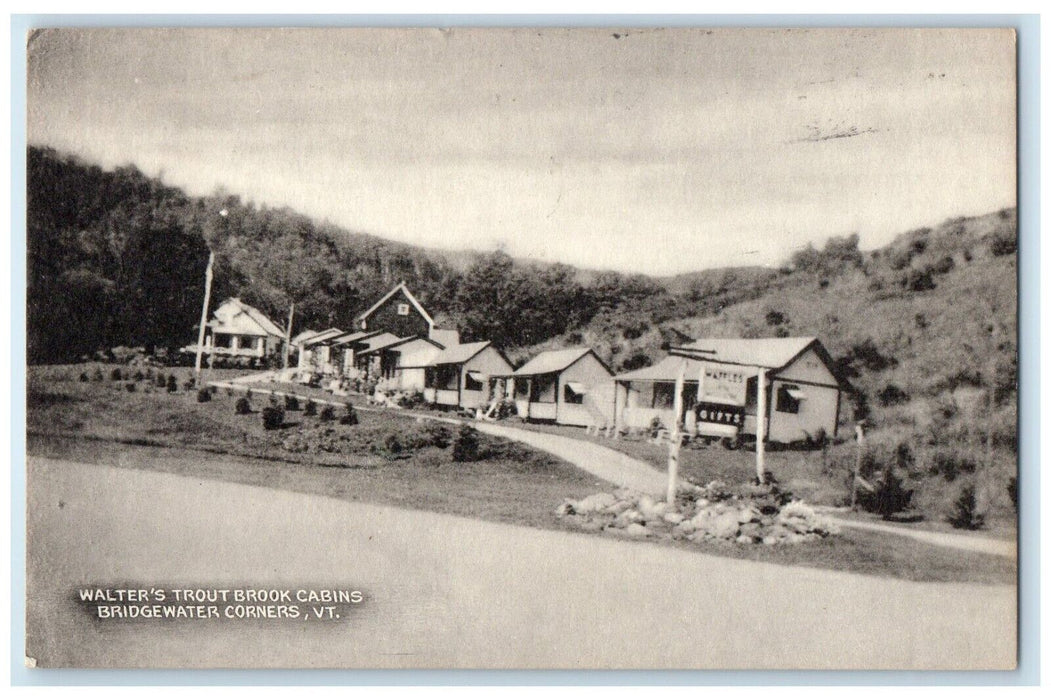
[426,365,459,391]
[531,374,557,403]
[563,382,586,405]
[213,334,232,348]
[464,371,485,392]
[652,382,699,409]
[652,382,675,409]
[514,379,530,399]
[397,303,410,316]
[776,384,805,414]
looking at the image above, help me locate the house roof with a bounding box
[291,329,320,346]
[328,330,383,347]
[369,335,444,354]
[427,341,491,366]
[300,328,345,347]
[210,298,285,337]
[669,337,819,371]
[354,282,435,327]
[513,347,595,376]
[352,332,405,355]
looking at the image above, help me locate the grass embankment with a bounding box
[27,364,1017,584]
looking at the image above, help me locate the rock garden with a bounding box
[557,480,840,545]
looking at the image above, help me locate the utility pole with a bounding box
[194,250,215,386]
[756,367,767,484]
[283,302,295,370]
[852,420,866,510]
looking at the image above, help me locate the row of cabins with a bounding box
[195,285,846,443]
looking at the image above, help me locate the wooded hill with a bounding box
[27,147,1018,482]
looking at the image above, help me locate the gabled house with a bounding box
[355,281,460,344]
[626,336,848,443]
[416,341,513,410]
[508,347,615,427]
[200,298,285,362]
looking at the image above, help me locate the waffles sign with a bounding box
[699,363,748,406]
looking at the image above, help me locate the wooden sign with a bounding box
[698,362,747,406]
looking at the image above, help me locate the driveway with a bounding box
[26,455,1015,669]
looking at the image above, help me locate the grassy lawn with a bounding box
[25,364,1017,585]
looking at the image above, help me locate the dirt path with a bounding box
[207,381,1018,559]
[26,456,1015,670]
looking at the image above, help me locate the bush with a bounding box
[92,368,104,381]
[948,484,986,530]
[262,405,285,430]
[931,255,955,274]
[927,449,977,482]
[877,383,910,407]
[133,370,145,382]
[196,388,211,403]
[79,372,89,382]
[304,399,317,416]
[421,423,453,449]
[902,267,936,292]
[765,310,787,326]
[125,382,136,392]
[166,375,178,393]
[452,424,481,462]
[183,378,196,391]
[110,368,123,381]
[382,433,402,455]
[340,403,359,426]
[857,467,914,519]
[156,373,167,388]
[319,405,336,422]
[396,390,427,409]
[284,395,300,411]
[235,397,252,415]
[989,231,1016,257]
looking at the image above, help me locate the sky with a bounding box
[26,27,1016,275]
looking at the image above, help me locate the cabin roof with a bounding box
[513,347,596,376]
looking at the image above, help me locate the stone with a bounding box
[663,512,684,525]
[739,522,761,538]
[573,492,618,515]
[625,523,650,538]
[736,535,754,545]
[676,520,696,535]
[736,506,759,524]
[709,512,741,539]
[762,536,779,546]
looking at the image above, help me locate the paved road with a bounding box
[26,456,1015,670]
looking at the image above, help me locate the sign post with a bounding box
[666,362,686,506]
[283,302,295,370]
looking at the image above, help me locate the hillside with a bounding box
[27,146,1018,517]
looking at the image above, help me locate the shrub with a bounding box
[183,378,196,391]
[382,433,402,455]
[133,370,145,382]
[156,373,167,388]
[888,248,913,271]
[948,484,986,530]
[931,255,955,274]
[989,231,1016,257]
[927,449,977,482]
[319,405,336,422]
[235,397,252,415]
[79,372,89,382]
[877,383,910,407]
[340,403,359,426]
[396,390,426,409]
[92,368,104,381]
[110,368,123,381]
[262,405,285,430]
[125,382,136,392]
[284,395,300,411]
[452,424,481,462]
[304,399,317,416]
[857,467,914,519]
[196,388,211,403]
[902,267,936,292]
[421,423,453,449]
[166,375,178,393]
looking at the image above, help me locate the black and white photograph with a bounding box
[22,24,1019,670]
